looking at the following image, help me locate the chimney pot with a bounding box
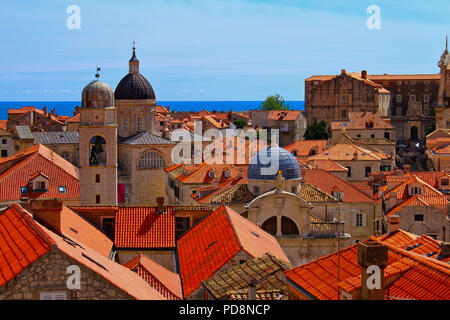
[441,242,450,256]
[156,197,164,213]
[388,214,400,233]
[361,70,367,79]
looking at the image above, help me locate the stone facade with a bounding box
[389,206,450,242]
[0,246,134,300]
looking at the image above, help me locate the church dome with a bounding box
[114,45,156,100]
[114,73,155,100]
[82,79,114,108]
[247,146,301,180]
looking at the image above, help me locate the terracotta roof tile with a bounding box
[0,204,165,300]
[284,234,450,300]
[0,203,54,287]
[0,144,79,201]
[114,207,175,249]
[303,169,376,203]
[284,140,327,157]
[177,206,288,298]
[330,112,393,130]
[125,254,182,300]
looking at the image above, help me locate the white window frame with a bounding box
[354,213,367,227]
[124,117,129,132]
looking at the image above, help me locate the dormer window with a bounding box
[292,150,298,156]
[223,170,231,178]
[30,172,49,192]
[58,186,66,193]
[409,185,423,195]
[332,191,344,200]
[21,187,28,194]
[208,170,216,178]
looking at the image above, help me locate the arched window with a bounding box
[89,136,106,165]
[281,216,299,235]
[410,126,418,140]
[138,151,165,168]
[261,216,277,236]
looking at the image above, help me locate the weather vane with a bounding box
[95,66,101,80]
[132,40,136,50]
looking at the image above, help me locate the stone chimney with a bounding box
[403,164,411,173]
[357,240,389,300]
[361,70,367,79]
[248,279,258,300]
[29,199,64,234]
[353,151,359,160]
[74,106,81,116]
[156,197,164,214]
[441,242,450,257]
[341,69,346,75]
[388,215,400,233]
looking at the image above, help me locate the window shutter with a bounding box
[362,213,367,227]
[352,213,356,227]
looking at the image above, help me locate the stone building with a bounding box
[0,203,164,300]
[305,67,441,141]
[176,205,290,300]
[436,36,450,129]
[74,46,175,206]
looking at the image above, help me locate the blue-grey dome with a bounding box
[247,147,301,180]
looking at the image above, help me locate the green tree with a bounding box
[304,121,329,140]
[232,119,246,129]
[259,94,290,111]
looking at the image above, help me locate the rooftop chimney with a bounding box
[441,242,450,257]
[361,70,367,79]
[357,240,389,300]
[341,69,346,74]
[43,106,47,116]
[156,197,164,214]
[403,164,411,173]
[248,279,258,301]
[388,215,400,233]
[29,199,64,234]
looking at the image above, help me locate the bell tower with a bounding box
[79,68,118,205]
[437,36,450,129]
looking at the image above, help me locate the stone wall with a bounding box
[0,246,134,300]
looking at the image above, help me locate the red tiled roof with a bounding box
[177,206,289,298]
[303,169,376,203]
[66,113,80,123]
[58,206,113,257]
[125,254,182,300]
[114,207,175,249]
[284,234,450,300]
[0,120,7,131]
[267,110,302,121]
[0,203,164,299]
[330,112,393,130]
[0,144,79,201]
[284,140,327,157]
[0,203,54,287]
[308,143,390,161]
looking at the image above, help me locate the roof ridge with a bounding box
[222,206,244,251]
[371,236,450,274]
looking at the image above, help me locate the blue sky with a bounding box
[0,0,448,101]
